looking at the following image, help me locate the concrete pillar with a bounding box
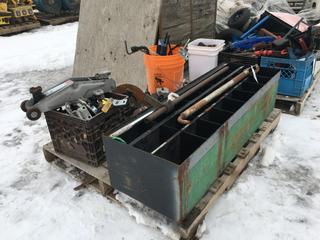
[73,0,161,90]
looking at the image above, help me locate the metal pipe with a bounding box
[109,110,154,137]
[177,65,260,125]
[146,65,231,122]
[176,63,228,95]
[109,66,243,139]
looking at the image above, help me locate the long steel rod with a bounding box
[109,110,154,137]
[110,65,243,137]
[176,63,228,95]
[177,65,260,125]
[109,66,243,138]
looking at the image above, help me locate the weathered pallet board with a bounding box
[43,108,281,240]
[276,70,320,115]
[159,0,218,43]
[36,14,78,26]
[0,21,41,36]
[43,143,111,185]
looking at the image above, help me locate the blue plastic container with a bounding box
[34,0,80,14]
[260,54,316,97]
[61,0,80,11]
[34,0,62,15]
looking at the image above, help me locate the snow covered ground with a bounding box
[0,24,320,240]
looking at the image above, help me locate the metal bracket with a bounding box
[111,98,128,106]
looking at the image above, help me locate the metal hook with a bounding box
[124,41,150,55]
[124,41,133,55]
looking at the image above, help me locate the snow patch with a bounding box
[195,220,207,239]
[116,192,181,240]
[0,23,78,75]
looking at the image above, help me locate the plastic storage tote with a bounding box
[188,39,225,81]
[260,54,316,97]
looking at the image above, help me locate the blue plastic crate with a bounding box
[260,54,316,97]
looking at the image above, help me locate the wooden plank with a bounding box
[74,175,97,191]
[43,142,111,185]
[276,94,300,103]
[73,0,162,90]
[296,68,320,114]
[99,180,114,196]
[159,0,217,43]
[179,109,281,239]
[0,21,41,35]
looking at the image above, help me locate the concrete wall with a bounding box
[73,0,161,90]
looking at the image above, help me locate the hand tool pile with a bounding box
[220,11,317,60]
[56,90,132,121]
[20,72,149,122]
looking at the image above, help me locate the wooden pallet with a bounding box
[43,109,281,240]
[276,70,320,115]
[0,21,41,36]
[36,13,78,26]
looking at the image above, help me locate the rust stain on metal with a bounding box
[229,110,258,153]
[178,159,191,218]
[229,86,275,152]
[217,122,228,175]
[123,175,133,190]
[261,87,274,116]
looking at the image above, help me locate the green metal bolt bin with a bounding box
[104,66,280,221]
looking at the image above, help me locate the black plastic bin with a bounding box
[45,106,135,167]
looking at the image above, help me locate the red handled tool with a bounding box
[255,49,288,57]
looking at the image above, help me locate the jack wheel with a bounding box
[26,108,41,121]
[20,100,29,112]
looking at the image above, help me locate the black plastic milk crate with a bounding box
[45,106,134,167]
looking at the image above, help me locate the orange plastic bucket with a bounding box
[144,45,185,94]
